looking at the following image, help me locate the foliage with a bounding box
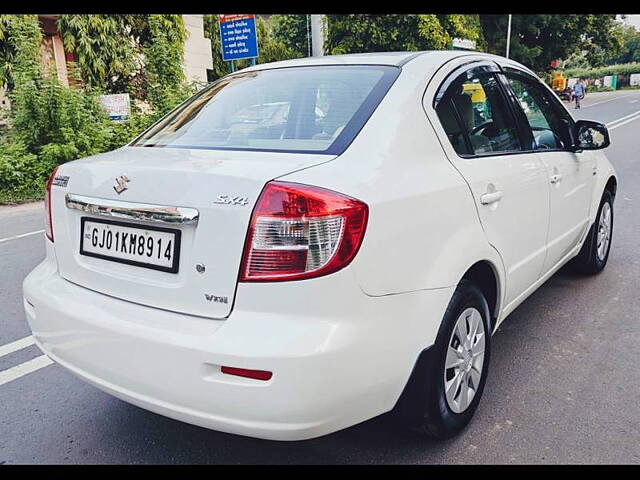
[3,14,42,90]
[564,62,640,79]
[589,86,614,93]
[479,15,624,72]
[6,15,113,164]
[619,84,640,90]
[143,14,193,116]
[57,14,192,104]
[101,110,152,151]
[271,14,310,57]
[606,24,640,65]
[0,14,163,203]
[30,80,113,158]
[0,15,17,89]
[57,15,142,92]
[254,16,301,64]
[0,140,51,203]
[325,14,483,55]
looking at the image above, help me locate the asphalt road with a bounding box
[1,90,640,464]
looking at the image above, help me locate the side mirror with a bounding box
[573,120,610,151]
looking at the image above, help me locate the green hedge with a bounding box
[564,63,640,79]
[0,141,55,204]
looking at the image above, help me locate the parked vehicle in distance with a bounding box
[24,51,616,441]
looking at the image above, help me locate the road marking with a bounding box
[583,94,638,108]
[0,335,34,358]
[609,113,640,130]
[0,229,44,244]
[0,355,53,387]
[630,100,639,104]
[606,110,640,128]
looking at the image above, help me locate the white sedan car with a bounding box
[24,51,616,441]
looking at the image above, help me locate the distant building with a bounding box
[182,15,213,83]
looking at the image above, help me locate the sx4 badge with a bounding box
[214,194,248,206]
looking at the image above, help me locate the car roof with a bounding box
[242,50,498,71]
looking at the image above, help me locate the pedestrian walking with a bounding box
[573,78,586,109]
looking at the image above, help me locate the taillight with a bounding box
[44,166,59,242]
[240,181,368,282]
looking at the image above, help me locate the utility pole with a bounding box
[311,15,324,57]
[506,14,512,59]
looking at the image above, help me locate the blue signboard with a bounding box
[219,14,259,62]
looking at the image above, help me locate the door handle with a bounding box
[480,191,503,205]
[550,173,563,184]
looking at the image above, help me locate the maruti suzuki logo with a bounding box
[113,175,130,194]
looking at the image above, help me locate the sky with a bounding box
[621,14,640,30]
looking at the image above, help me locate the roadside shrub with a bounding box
[588,86,614,93]
[0,14,198,204]
[11,72,113,165]
[0,140,55,203]
[564,62,640,79]
[102,109,157,151]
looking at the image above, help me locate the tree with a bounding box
[143,14,193,116]
[479,15,623,72]
[271,14,309,57]
[56,15,143,92]
[607,24,640,64]
[325,14,483,55]
[0,15,19,90]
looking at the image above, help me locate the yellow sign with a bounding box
[463,83,486,103]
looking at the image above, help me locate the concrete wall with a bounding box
[182,15,213,84]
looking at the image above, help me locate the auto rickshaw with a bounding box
[551,72,572,102]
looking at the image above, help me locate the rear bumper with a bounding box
[23,255,454,441]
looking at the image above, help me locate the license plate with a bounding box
[80,217,181,273]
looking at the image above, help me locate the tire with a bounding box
[571,189,614,275]
[394,281,491,439]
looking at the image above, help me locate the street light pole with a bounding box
[506,14,512,59]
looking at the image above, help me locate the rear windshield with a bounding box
[131,65,400,155]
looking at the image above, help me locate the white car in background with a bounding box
[23,51,617,441]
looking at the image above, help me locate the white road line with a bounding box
[583,94,638,108]
[0,335,34,358]
[0,355,53,387]
[606,109,640,127]
[0,229,44,244]
[609,113,640,130]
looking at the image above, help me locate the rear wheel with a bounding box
[394,281,491,439]
[571,189,613,275]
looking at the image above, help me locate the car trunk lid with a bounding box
[50,146,333,319]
